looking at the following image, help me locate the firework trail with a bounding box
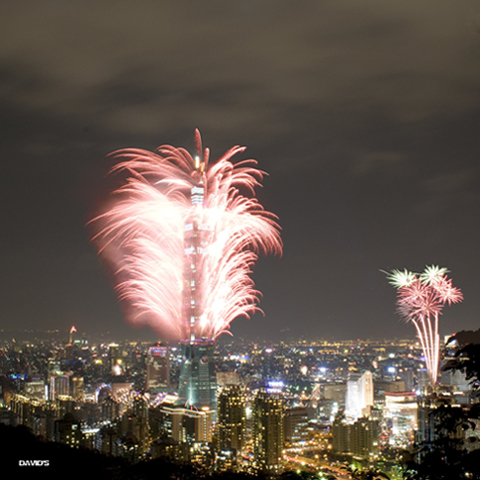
[89,130,282,343]
[385,266,462,385]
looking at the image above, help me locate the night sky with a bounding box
[1,1,480,342]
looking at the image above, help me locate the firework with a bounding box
[90,130,282,343]
[386,265,462,385]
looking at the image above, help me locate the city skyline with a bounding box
[1,2,480,341]
[2,333,441,478]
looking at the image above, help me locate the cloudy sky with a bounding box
[1,0,480,341]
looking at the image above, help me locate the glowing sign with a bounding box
[148,347,168,356]
[266,380,284,393]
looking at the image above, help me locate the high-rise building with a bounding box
[350,417,380,459]
[217,384,246,453]
[253,384,284,472]
[108,343,122,375]
[70,376,84,402]
[159,405,214,444]
[49,374,70,400]
[332,416,380,459]
[118,395,150,458]
[176,167,217,413]
[146,344,170,391]
[177,342,217,412]
[24,376,46,401]
[345,371,373,422]
[332,417,351,454]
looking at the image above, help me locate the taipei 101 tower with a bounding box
[90,130,282,414]
[177,153,216,411]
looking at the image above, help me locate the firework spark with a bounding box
[90,130,282,342]
[386,265,462,385]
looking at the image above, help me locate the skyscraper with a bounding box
[217,384,246,453]
[176,341,217,412]
[91,133,281,413]
[345,371,373,422]
[253,384,284,472]
[350,417,380,459]
[108,343,121,374]
[177,165,217,412]
[332,416,380,459]
[145,344,170,391]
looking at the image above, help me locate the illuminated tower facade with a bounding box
[177,153,217,413]
[90,132,281,415]
[108,344,122,374]
[217,384,246,453]
[345,370,373,422]
[253,385,284,473]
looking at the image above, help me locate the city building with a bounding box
[109,343,122,374]
[159,405,214,444]
[177,342,217,412]
[176,175,218,414]
[0,334,447,475]
[145,344,170,391]
[332,417,351,454]
[118,395,150,459]
[374,380,406,402]
[70,376,85,402]
[384,392,417,447]
[350,417,380,460]
[439,369,472,405]
[345,371,373,422]
[217,384,246,453]
[24,375,46,401]
[54,412,83,448]
[284,407,309,444]
[323,383,347,407]
[332,416,380,460]
[253,384,284,473]
[49,374,70,400]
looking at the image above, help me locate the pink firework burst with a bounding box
[397,280,443,320]
[386,266,463,386]
[430,276,463,306]
[90,130,282,343]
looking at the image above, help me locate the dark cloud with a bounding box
[1,0,479,340]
